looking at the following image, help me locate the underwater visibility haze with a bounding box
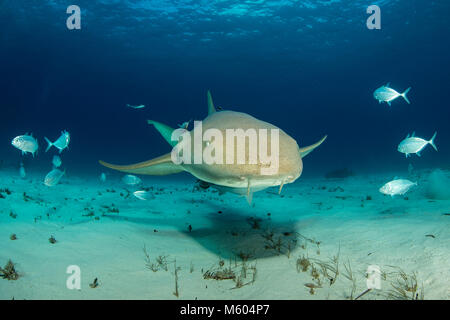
[0,0,449,300]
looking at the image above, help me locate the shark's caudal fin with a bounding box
[401,87,411,104]
[299,135,327,158]
[99,153,184,176]
[44,137,53,152]
[147,120,177,147]
[429,132,438,151]
[207,90,217,115]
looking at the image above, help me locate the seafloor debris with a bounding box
[0,260,19,280]
[203,267,236,281]
[143,245,169,272]
[89,278,99,288]
[246,216,262,229]
[173,259,180,298]
[0,188,12,197]
[203,256,257,290]
[386,267,424,300]
[49,235,57,244]
[305,282,322,295]
[100,204,119,214]
[296,255,311,272]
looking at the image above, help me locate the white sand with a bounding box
[0,169,449,300]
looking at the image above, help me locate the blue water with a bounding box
[1,0,449,177]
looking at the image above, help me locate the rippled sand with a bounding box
[1,169,449,299]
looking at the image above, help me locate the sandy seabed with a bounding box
[0,169,449,300]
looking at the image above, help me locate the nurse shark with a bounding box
[100,91,327,203]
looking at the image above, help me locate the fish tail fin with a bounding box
[429,131,438,151]
[401,87,411,104]
[44,137,53,152]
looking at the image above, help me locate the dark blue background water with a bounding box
[1,0,449,178]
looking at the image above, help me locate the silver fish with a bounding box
[126,104,145,109]
[11,134,39,156]
[373,83,411,106]
[44,169,65,187]
[45,130,70,153]
[379,178,417,197]
[121,174,142,185]
[52,155,62,168]
[398,132,437,157]
[100,172,106,182]
[133,190,152,200]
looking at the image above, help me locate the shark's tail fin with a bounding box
[429,132,438,151]
[44,137,53,152]
[401,87,411,104]
[99,153,184,176]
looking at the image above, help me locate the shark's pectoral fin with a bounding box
[99,153,183,176]
[299,135,327,158]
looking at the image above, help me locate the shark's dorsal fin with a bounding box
[148,120,177,147]
[99,153,184,176]
[207,90,217,115]
[299,135,327,158]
